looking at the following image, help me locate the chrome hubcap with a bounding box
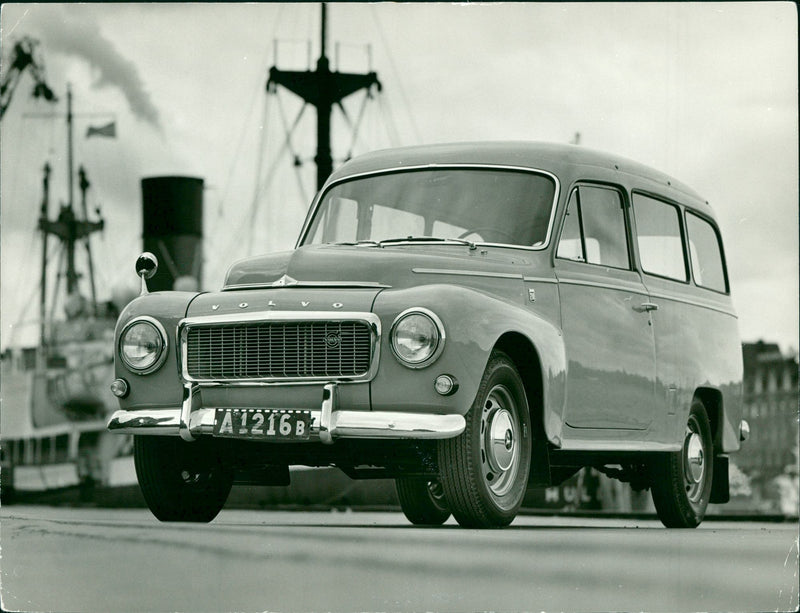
[480,385,519,497]
[487,409,515,472]
[683,418,707,502]
[684,432,704,484]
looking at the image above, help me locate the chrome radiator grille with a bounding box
[183,320,374,380]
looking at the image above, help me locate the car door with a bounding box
[630,192,742,444]
[554,184,657,430]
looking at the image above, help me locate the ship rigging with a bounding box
[37,85,106,344]
[267,2,382,191]
[232,2,407,258]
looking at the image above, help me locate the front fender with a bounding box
[371,284,566,444]
[113,291,200,409]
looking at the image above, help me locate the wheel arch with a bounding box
[693,387,723,450]
[493,332,546,442]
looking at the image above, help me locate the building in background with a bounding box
[735,341,799,514]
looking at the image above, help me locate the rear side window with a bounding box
[632,193,687,281]
[557,185,630,269]
[686,212,728,293]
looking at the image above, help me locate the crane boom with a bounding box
[0,36,58,120]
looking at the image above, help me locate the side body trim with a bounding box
[412,268,523,280]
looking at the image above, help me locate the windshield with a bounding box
[301,168,557,248]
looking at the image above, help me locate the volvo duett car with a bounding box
[109,142,748,528]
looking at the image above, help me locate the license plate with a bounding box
[213,408,311,441]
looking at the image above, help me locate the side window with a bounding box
[556,190,583,261]
[686,212,728,293]
[632,193,687,281]
[580,186,629,268]
[557,185,629,269]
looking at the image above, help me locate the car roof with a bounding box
[328,141,709,210]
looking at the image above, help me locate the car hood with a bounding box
[222,243,539,290]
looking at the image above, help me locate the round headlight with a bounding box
[119,317,167,374]
[390,308,445,368]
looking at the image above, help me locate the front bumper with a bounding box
[107,382,465,444]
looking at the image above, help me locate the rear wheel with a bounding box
[438,351,531,528]
[395,478,450,525]
[134,436,233,522]
[650,399,714,528]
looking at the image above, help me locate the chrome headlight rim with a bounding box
[389,307,445,369]
[118,316,169,375]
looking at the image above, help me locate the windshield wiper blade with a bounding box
[334,240,381,247]
[378,236,477,250]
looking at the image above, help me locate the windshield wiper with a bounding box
[377,236,477,250]
[333,240,382,247]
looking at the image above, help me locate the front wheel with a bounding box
[650,399,714,528]
[438,351,532,528]
[134,436,234,522]
[395,478,451,525]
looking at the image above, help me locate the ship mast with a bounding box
[38,84,104,343]
[267,3,381,190]
[38,162,51,347]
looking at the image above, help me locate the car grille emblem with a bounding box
[324,332,341,348]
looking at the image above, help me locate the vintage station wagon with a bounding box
[109,142,748,528]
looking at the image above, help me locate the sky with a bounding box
[1,2,797,353]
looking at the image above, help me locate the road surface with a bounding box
[1,506,797,612]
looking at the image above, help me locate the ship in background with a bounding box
[0,3,381,504]
[1,83,122,501]
[1,51,206,500]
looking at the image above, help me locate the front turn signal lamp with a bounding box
[110,378,129,398]
[118,316,168,374]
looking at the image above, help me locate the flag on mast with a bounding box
[86,121,116,138]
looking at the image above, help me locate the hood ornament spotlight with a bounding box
[136,252,158,295]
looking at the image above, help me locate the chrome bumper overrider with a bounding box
[107,383,465,444]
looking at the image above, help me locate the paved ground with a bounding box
[1,506,798,613]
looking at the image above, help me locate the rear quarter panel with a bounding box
[642,275,744,452]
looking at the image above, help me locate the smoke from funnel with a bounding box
[27,7,161,131]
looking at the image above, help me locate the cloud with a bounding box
[25,6,161,130]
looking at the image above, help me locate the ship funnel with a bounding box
[140,176,204,293]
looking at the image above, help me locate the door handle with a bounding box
[633,302,659,313]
